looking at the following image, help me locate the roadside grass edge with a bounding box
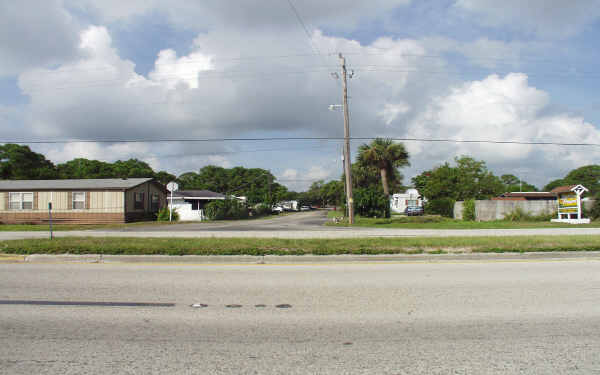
[2,235,600,256]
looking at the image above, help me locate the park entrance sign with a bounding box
[551,184,590,224]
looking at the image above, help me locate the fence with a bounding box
[453,199,596,221]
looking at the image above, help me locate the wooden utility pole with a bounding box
[339,53,354,224]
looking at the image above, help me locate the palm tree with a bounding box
[357,138,410,197]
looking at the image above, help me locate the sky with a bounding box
[1,0,600,191]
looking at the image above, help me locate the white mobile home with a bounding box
[167,190,226,221]
[390,188,423,214]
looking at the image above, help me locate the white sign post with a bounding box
[551,184,589,224]
[166,181,179,222]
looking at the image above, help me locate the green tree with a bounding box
[322,180,344,207]
[177,166,289,205]
[543,178,566,192]
[111,159,155,178]
[564,165,600,196]
[57,158,115,179]
[154,171,176,185]
[542,165,600,196]
[0,144,57,179]
[500,174,538,192]
[356,138,410,197]
[412,156,504,201]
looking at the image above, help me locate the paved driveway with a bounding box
[117,210,335,232]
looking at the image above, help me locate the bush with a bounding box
[463,199,476,221]
[503,206,530,222]
[156,207,179,221]
[253,203,272,217]
[587,197,600,220]
[353,188,390,218]
[503,207,555,222]
[205,198,249,220]
[425,198,455,218]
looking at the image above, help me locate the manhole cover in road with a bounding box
[226,304,243,308]
[255,304,267,308]
[191,303,208,308]
[275,304,292,308]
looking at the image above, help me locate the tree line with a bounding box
[0,144,176,183]
[1,142,598,215]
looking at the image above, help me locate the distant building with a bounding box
[0,178,166,224]
[279,200,299,211]
[492,192,557,201]
[390,188,423,214]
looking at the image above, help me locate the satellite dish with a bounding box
[166,181,179,192]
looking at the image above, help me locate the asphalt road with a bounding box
[2,260,600,374]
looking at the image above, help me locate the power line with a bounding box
[3,136,599,147]
[285,0,323,58]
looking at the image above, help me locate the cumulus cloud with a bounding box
[405,73,600,186]
[149,50,214,90]
[16,24,443,180]
[0,0,81,76]
[455,0,600,38]
[7,5,600,190]
[68,0,411,32]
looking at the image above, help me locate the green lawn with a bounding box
[2,235,600,256]
[326,211,600,229]
[0,221,186,232]
[0,212,290,232]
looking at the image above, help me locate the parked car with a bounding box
[300,206,310,211]
[272,206,284,214]
[405,206,424,216]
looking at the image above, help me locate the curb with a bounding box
[6,251,600,264]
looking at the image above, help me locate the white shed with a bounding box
[390,188,423,214]
[167,190,226,221]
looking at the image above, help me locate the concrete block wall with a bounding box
[453,199,595,221]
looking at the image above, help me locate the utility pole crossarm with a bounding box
[339,53,355,225]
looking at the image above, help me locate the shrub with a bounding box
[253,203,272,217]
[463,199,476,221]
[425,198,455,218]
[587,196,600,220]
[353,188,390,218]
[205,198,249,220]
[156,207,178,221]
[503,207,555,222]
[503,206,530,222]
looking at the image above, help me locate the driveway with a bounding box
[116,210,336,232]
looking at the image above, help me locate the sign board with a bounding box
[166,181,179,192]
[552,184,589,224]
[558,193,578,214]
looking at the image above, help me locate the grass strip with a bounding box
[325,213,600,229]
[1,235,600,256]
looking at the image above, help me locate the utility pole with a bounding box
[339,53,354,224]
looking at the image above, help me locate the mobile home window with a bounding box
[72,192,85,209]
[134,192,144,209]
[151,194,159,211]
[9,192,33,210]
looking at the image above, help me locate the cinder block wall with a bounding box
[453,199,595,221]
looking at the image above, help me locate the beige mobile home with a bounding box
[0,178,166,224]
